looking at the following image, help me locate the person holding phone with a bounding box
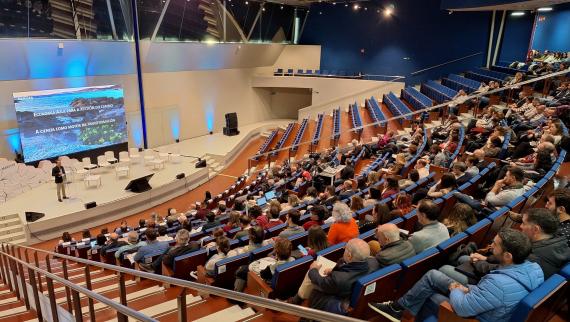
[52,159,68,202]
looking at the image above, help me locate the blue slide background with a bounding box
[14,85,128,163]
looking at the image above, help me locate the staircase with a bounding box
[50,0,96,39]
[0,214,25,245]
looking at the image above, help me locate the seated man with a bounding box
[308,239,379,315]
[451,162,472,186]
[408,200,450,253]
[161,229,200,269]
[454,166,526,212]
[115,231,146,259]
[202,211,221,231]
[547,188,570,246]
[101,233,127,255]
[338,180,357,200]
[369,229,544,322]
[414,159,429,179]
[375,223,416,267]
[278,210,305,239]
[133,228,170,271]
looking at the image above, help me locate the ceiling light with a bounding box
[245,1,248,4]
[353,4,359,10]
[384,8,392,16]
[511,11,525,16]
[537,7,553,12]
[345,3,348,7]
[280,5,283,9]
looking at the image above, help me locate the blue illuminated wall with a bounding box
[300,0,491,84]
[498,12,534,62]
[532,3,570,52]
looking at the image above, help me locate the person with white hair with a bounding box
[375,223,416,267]
[161,229,200,269]
[327,203,359,245]
[115,231,146,259]
[307,238,379,315]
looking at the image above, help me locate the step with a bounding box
[0,214,19,221]
[0,305,28,318]
[0,296,18,305]
[0,225,24,236]
[0,218,22,229]
[84,285,164,312]
[0,231,26,243]
[42,274,117,294]
[104,294,203,322]
[195,305,257,322]
[56,280,137,304]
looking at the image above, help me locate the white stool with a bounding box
[115,165,130,178]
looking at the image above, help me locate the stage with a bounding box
[1,120,292,243]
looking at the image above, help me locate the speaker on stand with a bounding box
[223,112,239,136]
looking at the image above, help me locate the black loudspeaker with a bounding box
[195,159,207,168]
[25,212,45,222]
[85,201,97,209]
[223,112,240,136]
[124,174,154,193]
[176,173,185,179]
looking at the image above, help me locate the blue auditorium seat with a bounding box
[398,248,441,297]
[350,264,403,319]
[465,218,492,247]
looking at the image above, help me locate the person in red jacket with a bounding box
[327,203,359,245]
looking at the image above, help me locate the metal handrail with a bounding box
[5,244,366,322]
[0,245,156,322]
[410,52,484,76]
[248,67,569,161]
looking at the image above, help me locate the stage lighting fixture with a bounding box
[537,7,553,12]
[384,4,394,17]
[353,4,359,10]
[511,11,525,16]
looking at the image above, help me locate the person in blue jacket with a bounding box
[368,228,544,322]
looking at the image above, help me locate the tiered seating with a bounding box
[400,127,429,176]
[349,103,363,133]
[401,87,433,111]
[290,118,308,152]
[270,123,295,157]
[382,92,413,124]
[441,74,482,93]
[311,113,325,146]
[331,108,341,141]
[420,80,457,104]
[465,68,509,84]
[365,96,388,129]
[253,129,278,160]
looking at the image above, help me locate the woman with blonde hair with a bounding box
[443,203,477,236]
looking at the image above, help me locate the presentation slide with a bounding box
[14,85,128,163]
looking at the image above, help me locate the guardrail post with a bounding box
[72,290,83,322]
[9,247,21,299]
[62,259,74,314]
[46,276,60,322]
[0,245,9,288]
[117,272,128,322]
[27,265,43,321]
[84,265,96,322]
[17,248,30,309]
[177,288,187,322]
[33,251,43,293]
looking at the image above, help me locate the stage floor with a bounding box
[1,120,292,242]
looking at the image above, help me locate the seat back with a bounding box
[104,247,119,265]
[173,249,208,280]
[397,248,441,297]
[214,252,250,289]
[465,218,493,247]
[435,233,469,268]
[82,157,92,166]
[287,231,308,248]
[482,207,509,246]
[350,264,403,319]
[271,256,313,299]
[509,274,567,322]
[251,244,274,261]
[266,223,287,238]
[403,210,418,233]
[316,242,346,262]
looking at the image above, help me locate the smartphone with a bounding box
[297,245,309,256]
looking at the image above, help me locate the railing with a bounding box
[0,243,366,322]
[0,244,155,322]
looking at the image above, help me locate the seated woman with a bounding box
[381,176,400,199]
[381,154,406,177]
[204,236,231,276]
[364,187,382,208]
[350,195,365,213]
[58,231,75,245]
[327,203,359,245]
[427,173,457,199]
[443,203,477,236]
[228,226,271,257]
[222,211,241,233]
[281,194,301,212]
[358,203,392,233]
[234,237,295,292]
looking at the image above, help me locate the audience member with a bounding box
[375,223,416,267]
[162,229,200,269]
[303,205,326,230]
[278,210,305,239]
[443,203,477,236]
[234,215,252,239]
[115,231,146,259]
[101,233,127,254]
[204,236,231,276]
[327,203,359,245]
[547,188,570,245]
[408,200,450,253]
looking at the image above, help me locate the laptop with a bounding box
[256,197,267,206]
[265,190,276,200]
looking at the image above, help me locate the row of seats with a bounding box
[464,70,505,84]
[274,69,360,78]
[270,123,295,157]
[311,114,325,146]
[400,127,429,177]
[331,108,341,140]
[350,103,363,133]
[446,125,465,168]
[401,87,433,111]
[253,129,278,160]
[290,118,309,152]
[475,67,511,80]
[382,92,413,124]
[420,80,458,104]
[365,96,388,128]
[441,74,482,93]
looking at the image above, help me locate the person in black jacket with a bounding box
[161,229,200,269]
[101,233,127,255]
[52,159,67,202]
[307,238,379,315]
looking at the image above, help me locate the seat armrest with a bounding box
[247,271,274,299]
[197,265,214,285]
[438,301,478,322]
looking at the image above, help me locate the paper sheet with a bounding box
[316,256,337,276]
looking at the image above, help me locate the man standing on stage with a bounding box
[52,159,68,202]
